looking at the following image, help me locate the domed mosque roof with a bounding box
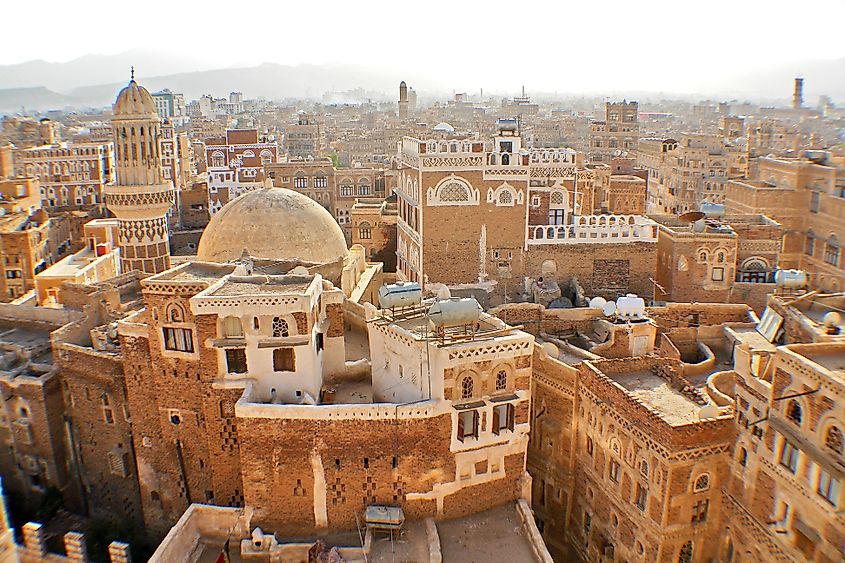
[433,122,455,133]
[113,69,158,117]
[197,186,348,265]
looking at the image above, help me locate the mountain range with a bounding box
[0,51,843,114]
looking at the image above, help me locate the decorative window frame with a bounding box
[486,182,523,207]
[427,175,479,207]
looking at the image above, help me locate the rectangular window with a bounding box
[810,191,820,213]
[272,348,295,372]
[457,409,479,442]
[163,327,194,353]
[294,177,307,189]
[226,348,248,374]
[492,403,515,435]
[805,236,815,256]
[711,267,725,281]
[635,483,647,511]
[818,469,840,505]
[315,176,327,188]
[609,459,620,483]
[692,499,709,523]
[548,209,566,225]
[780,440,799,473]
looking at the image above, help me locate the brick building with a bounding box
[205,129,278,214]
[589,101,639,164]
[397,119,659,305]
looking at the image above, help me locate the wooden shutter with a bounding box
[507,404,515,431]
[457,412,464,442]
[471,410,479,438]
[492,407,500,435]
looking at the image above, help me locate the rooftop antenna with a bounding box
[130,65,135,81]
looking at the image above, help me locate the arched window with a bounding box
[167,303,185,322]
[358,221,372,240]
[824,236,840,267]
[640,460,649,478]
[825,426,844,455]
[738,447,747,466]
[495,370,507,391]
[786,400,802,425]
[210,151,225,168]
[498,189,513,205]
[460,376,474,399]
[698,250,709,263]
[694,474,710,492]
[440,182,470,202]
[272,317,289,338]
[358,179,371,196]
[550,191,565,207]
[678,541,693,563]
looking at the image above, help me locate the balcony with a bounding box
[528,215,658,244]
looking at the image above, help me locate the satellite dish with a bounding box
[679,211,706,223]
[542,342,559,358]
[823,312,841,328]
[699,405,720,420]
[589,296,607,310]
[602,301,617,316]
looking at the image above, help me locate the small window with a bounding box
[693,474,710,492]
[609,459,620,483]
[711,267,725,282]
[678,541,693,563]
[272,317,289,338]
[780,440,799,473]
[495,370,507,391]
[738,447,748,467]
[460,376,474,399]
[786,400,802,425]
[818,468,840,506]
[273,348,295,372]
[226,348,248,374]
[492,403,515,435]
[635,483,647,511]
[457,409,479,442]
[691,499,709,523]
[102,395,114,425]
[640,460,649,478]
[163,327,194,353]
[222,316,243,338]
[825,426,844,455]
[586,436,593,455]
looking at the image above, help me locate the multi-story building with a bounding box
[726,151,845,291]
[159,120,192,191]
[205,128,278,214]
[589,101,639,163]
[397,119,659,304]
[284,113,326,159]
[1,116,61,149]
[652,214,783,310]
[350,196,397,268]
[12,142,114,209]
[151,89,187,126]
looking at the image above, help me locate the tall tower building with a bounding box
[793,77,804,109]
[105,72,175,274]
[398,80,409,119]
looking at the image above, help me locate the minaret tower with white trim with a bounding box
[105,69,175,274]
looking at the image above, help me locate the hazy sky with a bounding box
[3,0,845,95]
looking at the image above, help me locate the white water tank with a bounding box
[700,203,725,218]
[378,282,422,309]
[589,296,607,310]
[616,294,646,320]
[427,298,482,328]
[774,269,808,289]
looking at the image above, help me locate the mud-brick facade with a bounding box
[397,126,658,305]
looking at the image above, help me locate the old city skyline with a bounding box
[0,3,843,561]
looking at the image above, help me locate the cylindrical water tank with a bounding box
[616,294,646,320]
[427,298,482,328]
[378,282,422,309]
[775,269,808,289]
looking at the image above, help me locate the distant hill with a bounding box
[0,87,74,113]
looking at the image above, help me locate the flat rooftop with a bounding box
[436,503,541,563]
[798,348,845,378]
[210,276,313,297]
[609,369,708,425]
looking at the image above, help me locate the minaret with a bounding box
[793,77,804,110]
[398,81,409,119]
[105,69,175,274]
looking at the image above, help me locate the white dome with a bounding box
[197,187,348,265]
[433,122,455,133]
